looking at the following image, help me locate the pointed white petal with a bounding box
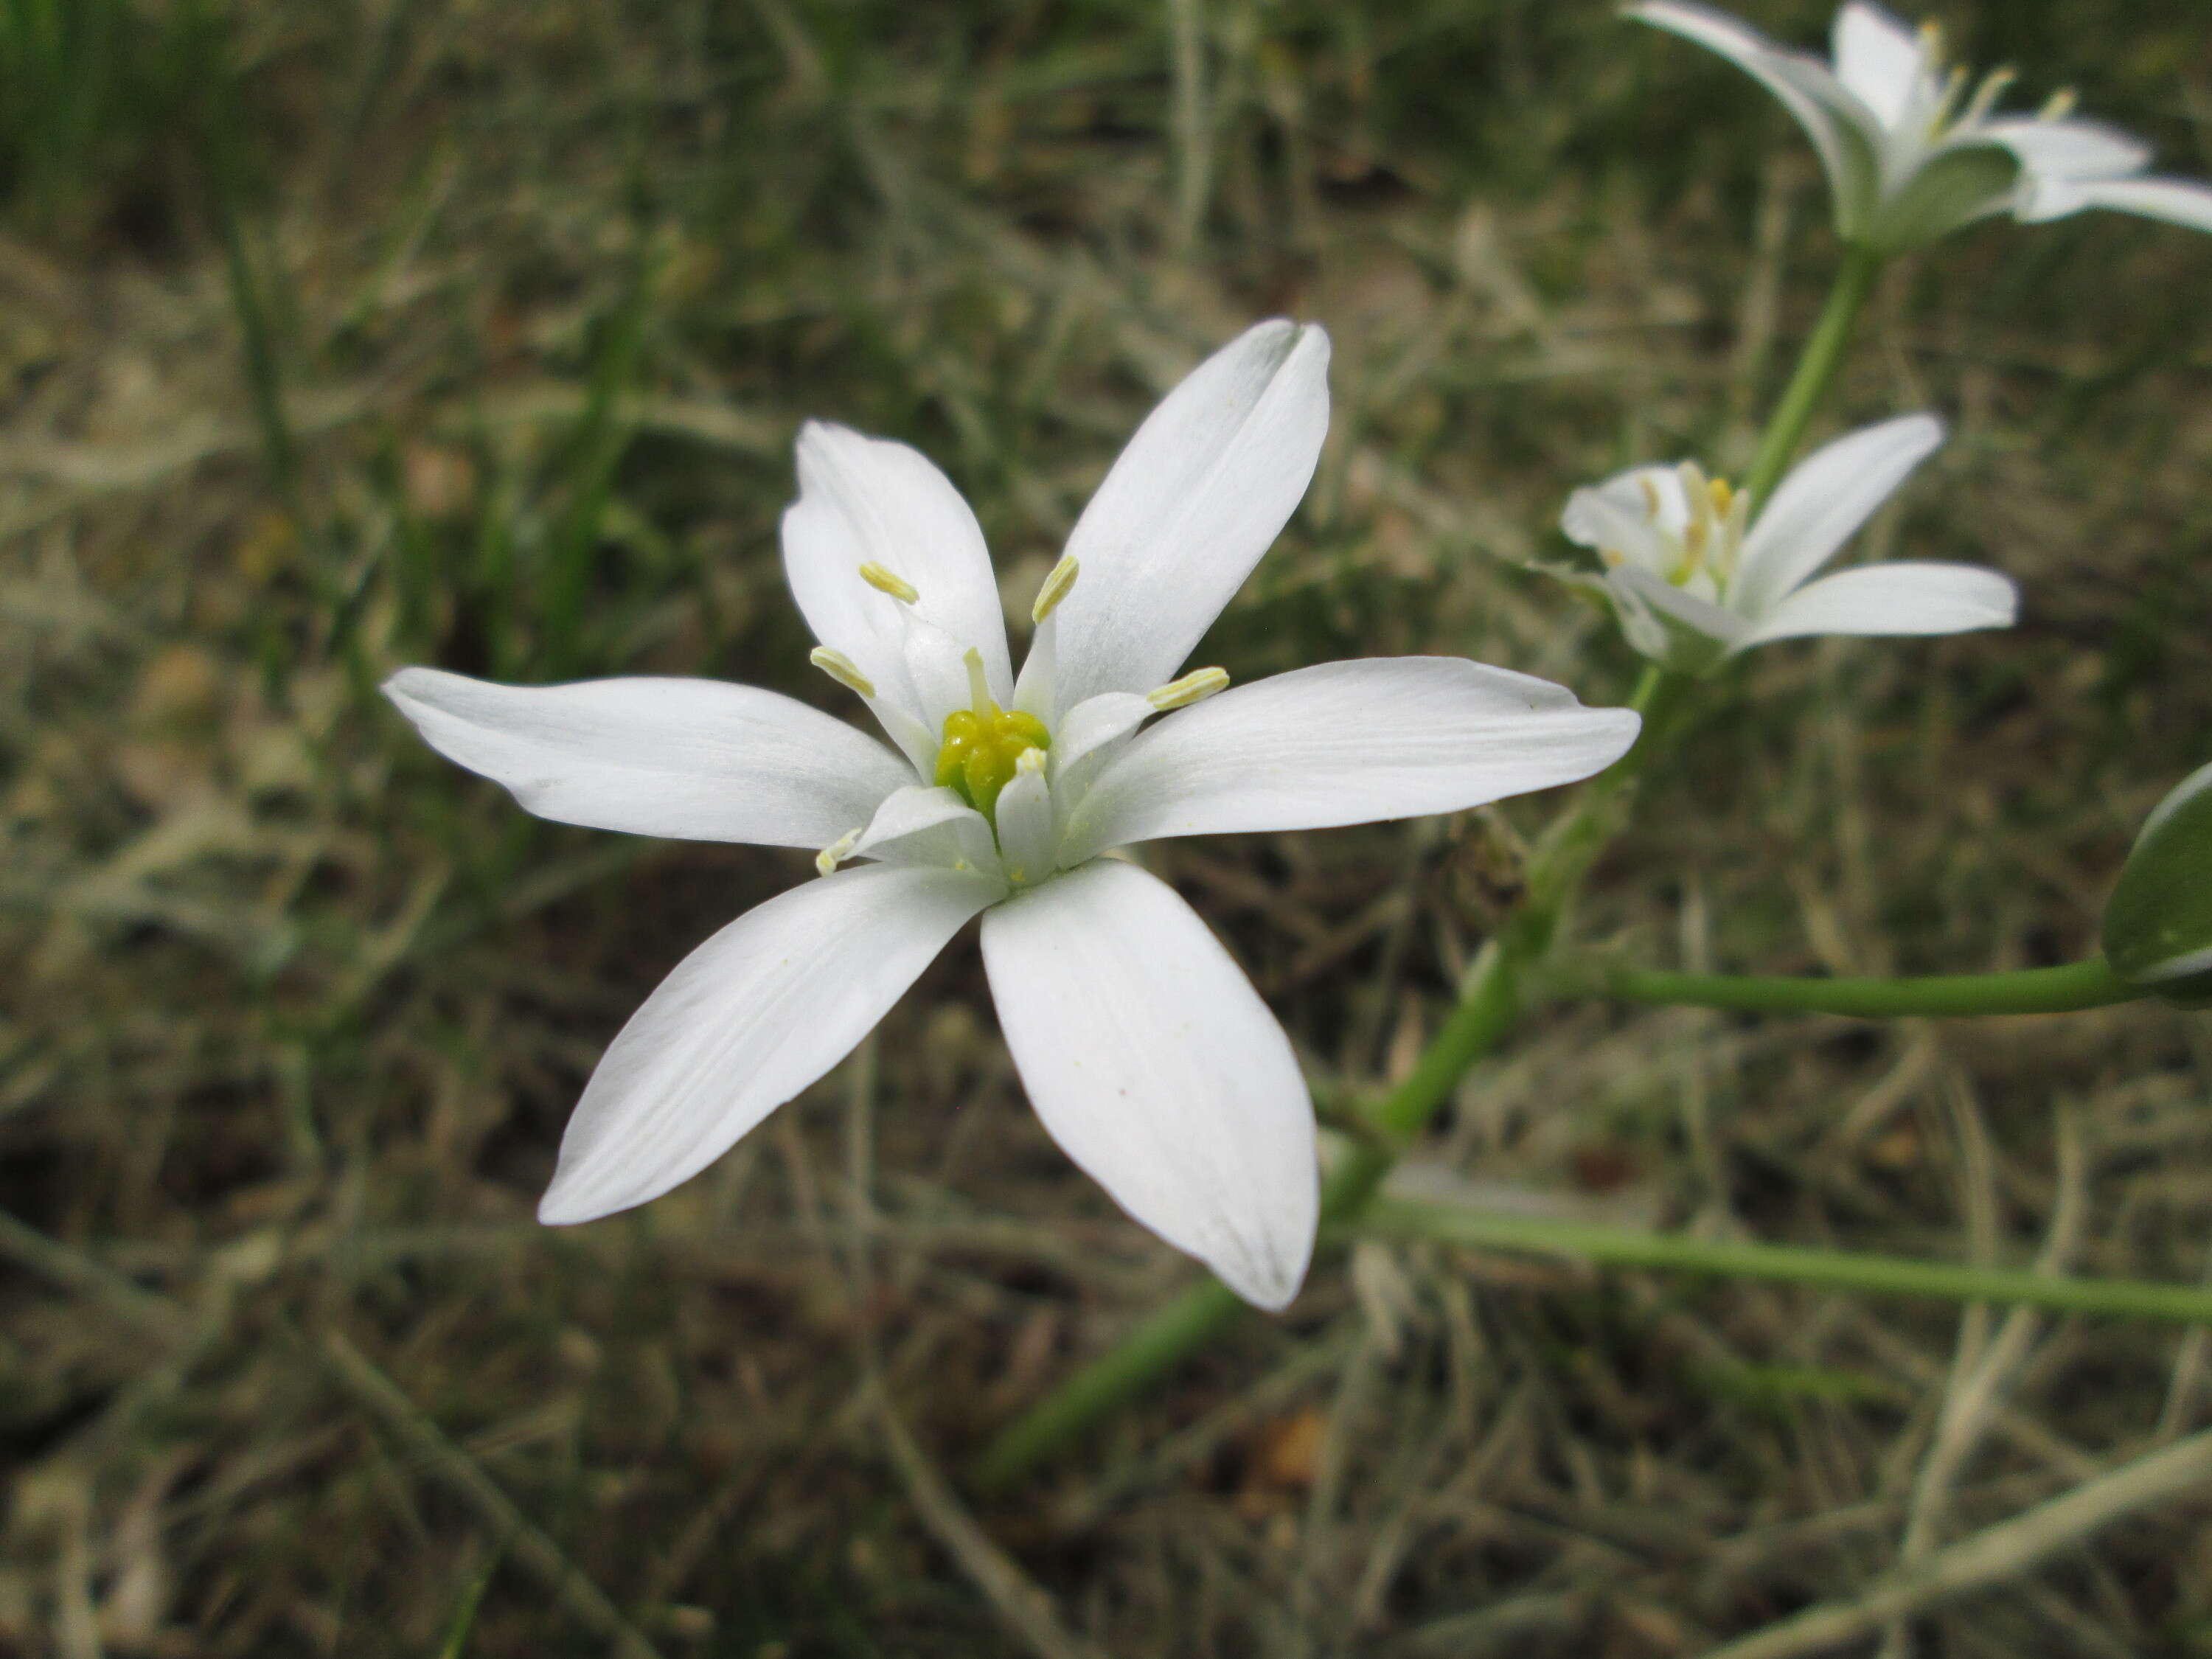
[540,865,1000,1223]
[383,667,909,849]
[1735,560,2018,647]
[1831,1,1927,130]
[1032,321,1330,717]
[1980,116,2151,186]
[1733,414,1944,614]
[1627,2,1882,230]
[851,785,1001,875]
[2020,172,2212,232]
[780,423,1013,720]
[981,860,1316,1309]
[993,762,1056,887]
[1059,658,1640,862]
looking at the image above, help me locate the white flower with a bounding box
[1629,1,2212,250]
[384,321,1642,1310]
[1557,412,2016,674]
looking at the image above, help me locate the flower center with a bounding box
[935,647,1050,822]
[1613,463,1747,596]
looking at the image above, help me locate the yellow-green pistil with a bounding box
[936,648,1049,822]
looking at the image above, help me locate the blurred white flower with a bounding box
[1557,413,2015,674]
[386,321,1641,1309]
[1629,1,2212,250]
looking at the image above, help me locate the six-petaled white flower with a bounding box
[385,321,1642,1309]
[1556,413,2016,675]
[1630,1,2212,251]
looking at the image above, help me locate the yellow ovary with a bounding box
[936,705,1049,821]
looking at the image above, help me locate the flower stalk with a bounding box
[1740,242,1883,506]
[1589,956,2139,1019]
[1360,1197,2212,1327]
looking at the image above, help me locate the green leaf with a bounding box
[2103,759,2212,1005]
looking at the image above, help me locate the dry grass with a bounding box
[6,1,2212,1653]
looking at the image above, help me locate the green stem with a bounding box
[1739,243,1883,507]
[972,1277,1243,1492]
[1363,1197,2212,1326]
[1596,956,2139,1019]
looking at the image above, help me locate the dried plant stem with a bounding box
[319,1331,664,1659]
[1700,1425,2212,1659]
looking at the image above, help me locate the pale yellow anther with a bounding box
[2041,87,2078,122]
[858,562,919,604]
[1015,745,1046,778]
[1708,476,1734,518]
[1031,554,1079,625]
[1638,475,1664,518]
[1917,19,1944,63]
[1147,667,1230,712]
[810,647,876,700]
[1963,66,2016,125]
[963,646,994,717]
[815,827,862,878]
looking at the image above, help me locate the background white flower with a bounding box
[386,320,1642,1310]
[1557,412,2016,674]
[1629,0,2212,250]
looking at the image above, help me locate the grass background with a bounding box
[5,0,2212,1652]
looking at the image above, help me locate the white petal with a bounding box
[1046,690,1155,815]
[1831,1,1927,131]
[1733,414,1944,614]
[1606,564,1750,655]
[993,762,1056,887]
[1980,116,2151,186]
[1027,321,1331,717]
[1058,658,1641,863]
[2020,173,2212,233]
[1735,561,2018,647]
[1627,1,1881,230]
[383,667,909,849]
[779,422,1013,719]
[981,860,1316,1309]
[851,785,1000,875]
[1560,468,1680,575]
[540,864,1001,1223]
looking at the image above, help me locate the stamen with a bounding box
[1147,667,1230,711]
[1638,476,1664,519]
[1707,476,1734,519]
[815,827,861,877]
[1031,554,1079,624]
[2040,86,2078,121]
[809,647,876,700]
[1015,746,1046,778]
[1675,462,1714,579]
[1916,19,1944,66]
[858,562,919,604]
[1962,66,2015,125]
[1927,64,1969,138]
[963,646,994,717]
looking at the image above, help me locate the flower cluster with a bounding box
[385,2,2204,1316]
